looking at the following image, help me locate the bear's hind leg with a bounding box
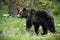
[47,24,56,33]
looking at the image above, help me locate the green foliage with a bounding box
[16,0,60,15]
[0,0,60,15]
[53,3,60,15]
[0,5,9,17]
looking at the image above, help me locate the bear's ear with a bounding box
[22,7,26,11]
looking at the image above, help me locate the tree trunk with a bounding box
[8,0,17,17]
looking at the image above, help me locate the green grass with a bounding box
[0,16,60,40]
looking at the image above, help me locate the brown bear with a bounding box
[17,7,56,35]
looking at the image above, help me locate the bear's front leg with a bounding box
[34,24,39,35]
[26,18,32,30]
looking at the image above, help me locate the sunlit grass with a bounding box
[0,16,60,40]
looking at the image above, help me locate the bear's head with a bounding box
[17,7,35,18]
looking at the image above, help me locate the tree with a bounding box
[8,0,17,17]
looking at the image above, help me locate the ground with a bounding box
[0,15,60,40]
